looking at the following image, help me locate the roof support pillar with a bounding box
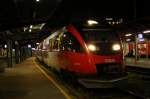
[15,44,20,64]
[7,40,13,67]
[134,34,138,62]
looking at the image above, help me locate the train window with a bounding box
[81,29,120,43]
[49,36,59,51]
[80,29,121,55]
[49,39,53,51]
[60,32,82,52]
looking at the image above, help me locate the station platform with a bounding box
[125,57,150,69]
[0,57,71,99]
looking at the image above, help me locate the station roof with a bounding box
[0,0,150,46]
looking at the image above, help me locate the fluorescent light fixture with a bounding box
[40,23,45,30]
[143,30,150,34]
[126,39,131,42]
[87,20,98,25]
[36,0,40,2]
[28,44,31,48]
[125,33,132,37]
[36,43,39,45]
[32,48,35,50]
[106,18,113,21]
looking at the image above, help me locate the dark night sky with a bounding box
[51,0,150,21]
[0,0,150,30]
[47,0,132,24]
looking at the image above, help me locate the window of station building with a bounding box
[60,32,83,52]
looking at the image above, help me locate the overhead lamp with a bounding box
[36,0,40,2]
[125,33,132,37]
[36,43,39,45]
[29,29,32,32]
[32,48,36,50]
[40,23,45,30]
[28,44,31,48]
[143,30,150,34]
[126,39,131,42]
[105,18,113,21]
[30,25,33,29]
[87,20,98,25]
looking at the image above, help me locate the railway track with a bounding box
[116,87,150,99]
[55,71,150,99]
[127,66,150,75]
[60,74,150,99]
[37,60,150,99]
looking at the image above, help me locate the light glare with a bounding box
[36,0,40,2]
[87,20,98,25]
[88,44,96,51]
[125,33,132,37]
[4,44,7,48]
[126,39,131,42]
[143,30,150,34]
[28,44,31,48]
[112,44,120,51]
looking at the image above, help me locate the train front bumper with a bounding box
[78,76,128,88]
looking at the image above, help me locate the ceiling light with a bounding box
[143,30,150,34]
[125,33,132,37]
[36,0,40,2]
[4,44,7,48]
[126,39,131,42]
[30,25,33,29]
[29,29,32,32]
[87,20,98,25]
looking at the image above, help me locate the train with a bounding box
[124,41,150,57]
[36,19,127,88]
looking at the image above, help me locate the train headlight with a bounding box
[88,44,96,51]
[112,44,120,51]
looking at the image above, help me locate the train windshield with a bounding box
[81,28,121,55]
[81,29,120,43]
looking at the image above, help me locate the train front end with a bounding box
[73,20,128,88]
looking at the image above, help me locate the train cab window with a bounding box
[80,29,121,55]
[60,32,82,52]
[82,29,120,43]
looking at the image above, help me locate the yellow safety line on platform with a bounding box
[33,58,72,99]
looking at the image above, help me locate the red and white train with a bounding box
[124,41,150,57]
[36,19,127,88]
